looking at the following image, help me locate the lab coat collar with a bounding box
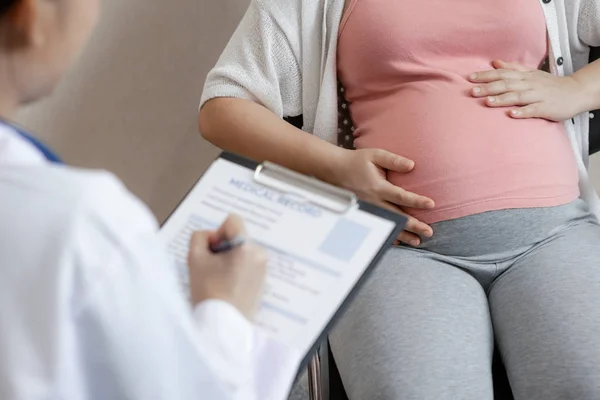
[0,121,62,164]
[0,123,59,166]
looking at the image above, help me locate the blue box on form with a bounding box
[319,219,370,262]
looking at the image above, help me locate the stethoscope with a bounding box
[1,120,62,164]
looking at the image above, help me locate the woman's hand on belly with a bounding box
[469,60,585,122]
[331,148,435,246]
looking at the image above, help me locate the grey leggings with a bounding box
[330,199,600,400]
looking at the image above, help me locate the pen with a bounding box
[209,235,247,254]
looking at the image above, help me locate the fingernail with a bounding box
[425,200,435,209]
[488,96,496,103]
[410,239,420,247]
[511,109,521,116]
[472,87,481,94]
[469,73,477,80]
[423,229,433,238]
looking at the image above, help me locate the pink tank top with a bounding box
[337,0,579,223]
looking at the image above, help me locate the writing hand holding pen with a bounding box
[187,215,268,320]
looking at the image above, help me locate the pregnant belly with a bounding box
[350,89,580,223]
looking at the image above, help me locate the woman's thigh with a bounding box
[329,247,494,400]
[489,221,600,400]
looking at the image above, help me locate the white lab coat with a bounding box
[0,124,300,400]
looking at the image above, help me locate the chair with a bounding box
[287,47,600,400]
[589,46,600,154]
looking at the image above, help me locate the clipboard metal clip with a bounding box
[254,161,358,214]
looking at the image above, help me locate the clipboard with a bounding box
[160,151,407,377]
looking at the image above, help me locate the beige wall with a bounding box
[17,0,600,224]
[17,0,250,223]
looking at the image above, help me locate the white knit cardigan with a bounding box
[201,0,600,218]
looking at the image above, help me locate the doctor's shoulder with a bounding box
[0,165,165,274]
[27,165,157,228]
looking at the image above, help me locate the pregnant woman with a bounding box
[198,0,600,398]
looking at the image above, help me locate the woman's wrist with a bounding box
[311,144,350,187]
[582,83,600,113]
[570,76,596,114]
[571,61,600,114]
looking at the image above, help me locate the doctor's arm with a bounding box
[71,196,298,400]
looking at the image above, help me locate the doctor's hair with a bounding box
[0,0,27,48]
[0,0,18,15]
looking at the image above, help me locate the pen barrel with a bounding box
[209,236,246,254]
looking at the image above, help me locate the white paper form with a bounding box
[159,158,398,356]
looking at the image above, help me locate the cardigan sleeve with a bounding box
[578,0,600,47]
[200,0,303,118]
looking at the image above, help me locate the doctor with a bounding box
[0,0,299,399]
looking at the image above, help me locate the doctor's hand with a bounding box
[332,148,435,246]
[187,215,268,320]
[469,60,585,122]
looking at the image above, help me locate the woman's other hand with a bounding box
[469,60,586,122]
[333,148,435,246]
[187,215,268,320]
